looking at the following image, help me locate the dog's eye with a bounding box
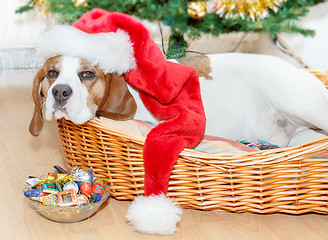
[79,71,96,80]
[47,70,59,79]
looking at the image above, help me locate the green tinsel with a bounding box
[16,0,327,58]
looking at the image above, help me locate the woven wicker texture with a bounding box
[58,69,328,214]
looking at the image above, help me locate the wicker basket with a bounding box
[57,69,328,214]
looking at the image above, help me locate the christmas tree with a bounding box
[16,0,327,58]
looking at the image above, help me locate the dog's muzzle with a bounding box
[52,84,72,106]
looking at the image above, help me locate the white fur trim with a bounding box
[37,25,136,75]
[126,195,182,235]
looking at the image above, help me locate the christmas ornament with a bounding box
[187,0,207,20]
[32,0,49,15]
[213,0,286,21]
[72,0,88,8]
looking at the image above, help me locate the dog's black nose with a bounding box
[52,84,72,103]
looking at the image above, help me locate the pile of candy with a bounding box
[24,166,106,207]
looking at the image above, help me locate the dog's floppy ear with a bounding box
[29,68,45,136]
[97,74,137,120]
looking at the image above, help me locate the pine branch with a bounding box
[15,1,34,14]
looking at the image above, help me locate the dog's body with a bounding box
[128,53,328,147]
[30,53,328,147]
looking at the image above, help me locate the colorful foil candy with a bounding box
[31,194,59,206]
[38,174,73,184]
[57,189,78,207]
[25,178,39,187]
[91,183,104,197]
[77,194,89,206]
[24,166,107,207]
[72,168,93,183]
[24,188,42,198]
[80,182,92,197]
[63,181,79,194]
[54,165,69,174]
[42,183,59,194]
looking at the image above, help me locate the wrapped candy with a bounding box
[90,193,102,203]
[24,188,43,197]
[39,174,73,184]
[90,180,105,203]
[54,165,68,174]
[25,178,40,187]
[43,174,56,183]
[55,174,73,182]
[31,193,59,206]
[80,182,92,197]
[76,194,89,206]
[63,181,79,194]
[42,183,59,194]
[88,170,94,184]
[57,189,78,207]
[54,180,63,192]
[72,168,93,183]
[91,179,104,197]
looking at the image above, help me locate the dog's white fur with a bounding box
[45,53,328,148]
[203,54,328,146]
[129,53,328,147]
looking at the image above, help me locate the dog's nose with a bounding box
[52,84,72,103]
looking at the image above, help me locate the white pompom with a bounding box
[126,195,182,235]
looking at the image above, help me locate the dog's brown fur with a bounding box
[177,55,212,80]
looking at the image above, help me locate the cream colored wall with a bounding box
[0,0,57,49]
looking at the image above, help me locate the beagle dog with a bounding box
[30,53,328,147]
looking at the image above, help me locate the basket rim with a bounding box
[59,117,328,168]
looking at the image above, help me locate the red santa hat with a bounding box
[37,9,206,235]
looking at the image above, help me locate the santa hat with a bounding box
[37,9,206,235]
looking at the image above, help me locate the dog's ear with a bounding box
[97,74,137,120]
[29,67,45,136]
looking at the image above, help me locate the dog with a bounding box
[29,53,328,147]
